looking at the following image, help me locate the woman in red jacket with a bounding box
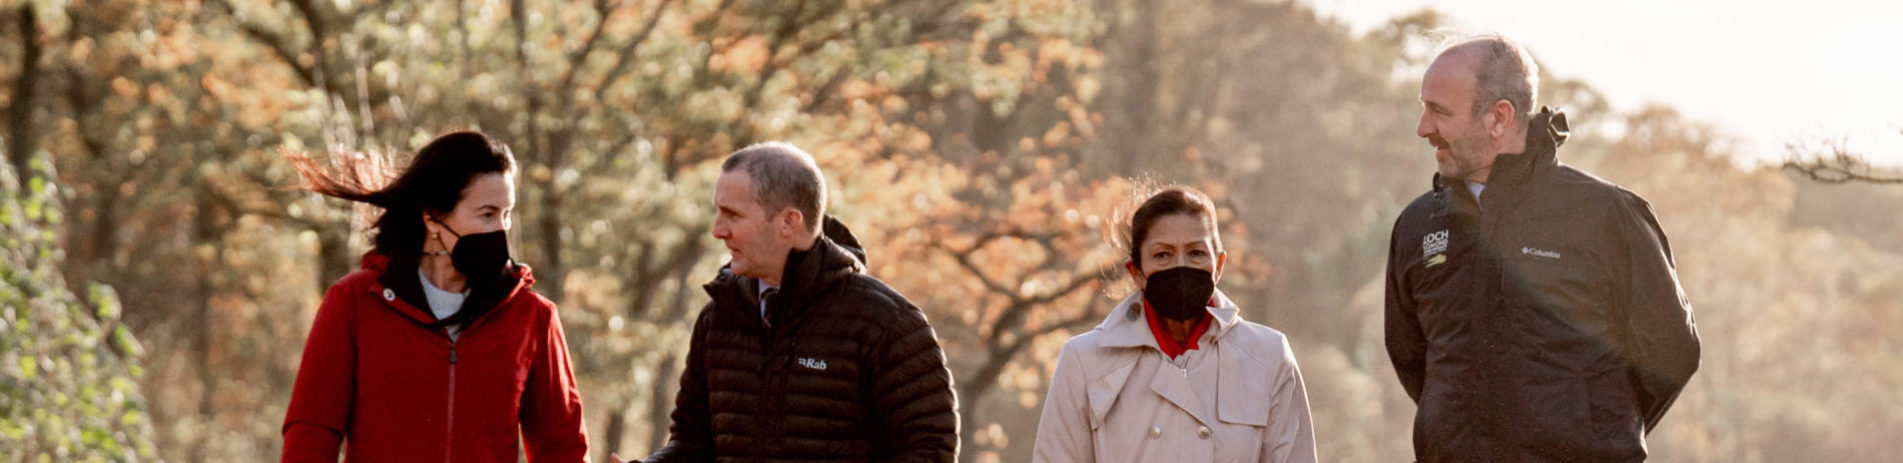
[281,131,589,462]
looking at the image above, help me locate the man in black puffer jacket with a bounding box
[641,142,958,463]
[1385,34,1700,462]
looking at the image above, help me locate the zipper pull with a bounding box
[449,342,459,365]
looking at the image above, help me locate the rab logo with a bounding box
[798,358,828,371]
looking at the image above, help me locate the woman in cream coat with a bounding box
[1033,187,1316,463]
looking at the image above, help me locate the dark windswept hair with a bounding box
[289,131,517,258]
[1118,185,1222,271]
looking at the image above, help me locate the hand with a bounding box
[610,454,627,463]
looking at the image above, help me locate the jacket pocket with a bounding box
[1588,369,1642,435]
[1521,377,1591,452]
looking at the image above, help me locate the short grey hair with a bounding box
[1438,32,1540,127]
[721,142,827,234]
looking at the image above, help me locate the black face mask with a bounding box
[433,218,512,281]
[1143,266,1215,321]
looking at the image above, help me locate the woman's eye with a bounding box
[1151,252,1169,259]
[1190,249,1208,257]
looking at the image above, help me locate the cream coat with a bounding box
[1033,290,1316,463]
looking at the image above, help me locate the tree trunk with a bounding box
[536,185,565,299]
[954,378,996,463]
[8,4,42,179]
[1099,0,1158,174]
[646,354,681,453]
[191,187,225,462]
[602,395,628,460]
[315,220,353,292]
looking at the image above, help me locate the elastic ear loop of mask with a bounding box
[426,215,461,256]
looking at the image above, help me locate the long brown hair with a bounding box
[289,131,517,258]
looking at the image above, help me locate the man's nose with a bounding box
[1416,115,1433,139]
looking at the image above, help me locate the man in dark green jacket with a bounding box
[636,142,958,463]
[1385,33,1701,462]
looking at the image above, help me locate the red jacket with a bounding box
[282,253,589,462]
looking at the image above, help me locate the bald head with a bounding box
[1434,34,1540,128]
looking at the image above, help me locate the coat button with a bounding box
[1148,426,1161,439]
[1197,426,1211,439]
[382,289,395,301]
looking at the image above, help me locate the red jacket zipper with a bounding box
[445,334,458,463]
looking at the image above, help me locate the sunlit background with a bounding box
[2,0,1899,462]
[1323,0,1903,166]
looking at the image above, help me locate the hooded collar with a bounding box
[363,252,534,330]
[1097,289,1243,350]
[1432,107,1570,217]
[705,215,868,328]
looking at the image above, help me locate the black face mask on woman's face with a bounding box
[433,218,513,281]
[1143,266,1215,321]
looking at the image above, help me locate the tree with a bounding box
[0,150,158,461]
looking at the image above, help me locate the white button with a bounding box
[1197,426,1211,439]
[1148,426,1161,439]
[382,289,396,301]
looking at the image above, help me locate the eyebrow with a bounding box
[1145,241,1210,250]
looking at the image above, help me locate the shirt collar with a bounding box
[1099,290,1243,349]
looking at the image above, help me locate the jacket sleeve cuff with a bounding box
[281,422,344,462]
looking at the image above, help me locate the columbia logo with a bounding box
[1522,247,1562,259]
[1422,230,1449,257]
[798,358,828,370]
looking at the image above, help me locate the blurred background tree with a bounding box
[1,0,1898,461]
[0,150,159,460]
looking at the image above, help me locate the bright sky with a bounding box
[1313,0,1903,167]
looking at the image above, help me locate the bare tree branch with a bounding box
[1783,137,1903,184]
[591,0,674,103]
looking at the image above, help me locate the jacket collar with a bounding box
[1097,289,1243,350]
[1432,107,1570,217]
[704,216,869,327]
[1083,289,1274,429]
[361,252,534,329]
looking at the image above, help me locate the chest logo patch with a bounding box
[1422,230,1449,257]
[798,357,829,371]
[1523,246,1562,259]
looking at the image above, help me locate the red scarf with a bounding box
[1142,299,1214,359]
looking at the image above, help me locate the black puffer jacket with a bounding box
[647,217,958,463]
[1385,108,1701,462]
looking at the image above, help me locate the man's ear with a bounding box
[1488,99,1515,137]
[778,209,805,239]
[1125,260,1146,291]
